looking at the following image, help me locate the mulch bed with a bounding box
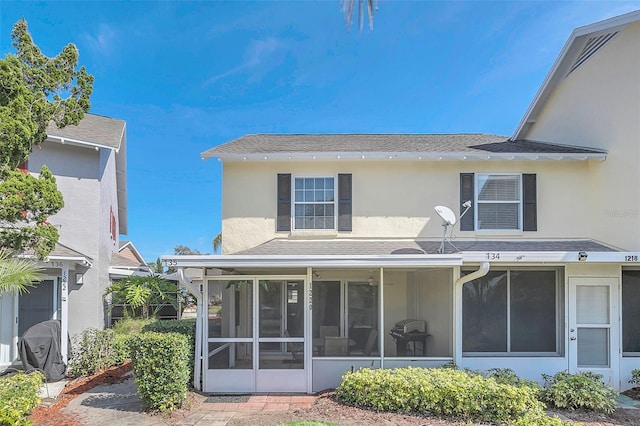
[28,361,133,426]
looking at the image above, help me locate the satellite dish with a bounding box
[434,206,456,226]
[433,202,472,254]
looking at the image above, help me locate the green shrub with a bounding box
[336,367,550,424]
[630,369,640,386]
[111,318,156,336]
[479,368,541,389]
[540,371,617,413]
[0,371,44,426]
[129,332,189,412]
[68,328,128,377]
[142,319,195,384]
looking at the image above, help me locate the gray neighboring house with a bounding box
[0,113,128,369]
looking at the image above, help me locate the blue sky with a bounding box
[1,1,639,261]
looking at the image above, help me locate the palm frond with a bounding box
[0,249,42,294]
[342,0,377,31]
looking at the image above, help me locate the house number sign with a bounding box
[308,287,312,311]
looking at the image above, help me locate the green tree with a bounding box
[212,233,222,254]
[0,249,42,294]
[104,274,184,319]
[148,257,165,274]
[173,245,202,255]
[0,19,93,258]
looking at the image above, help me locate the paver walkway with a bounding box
[59,376,317,426]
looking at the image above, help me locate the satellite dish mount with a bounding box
[434,201,472,254]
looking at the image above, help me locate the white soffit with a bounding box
[462,251,640,264]
[161,254,463,268]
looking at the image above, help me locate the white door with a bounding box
[256,280,306,392]
[568,277,619,387]
[203,277,307,393]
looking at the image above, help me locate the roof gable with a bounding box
[512,10,640,141]
[46,113,125,151]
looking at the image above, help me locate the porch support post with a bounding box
[379,267,384,370]
[306,267,313,394]
[60,262,69,364]
[177,268,203,391]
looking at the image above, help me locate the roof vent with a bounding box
[566,32,618,77]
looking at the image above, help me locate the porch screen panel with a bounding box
[622,270,640,354]
[312,281,340,357]
[462,271,507,352]
[510,271,556,352]
[207,280,253,370]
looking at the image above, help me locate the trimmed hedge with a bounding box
[336,367,566,425]
[0,371,44,426]
[129,332,190,412]
[68,328,129,378]
[541,371,618,413]
[141,319,195,384]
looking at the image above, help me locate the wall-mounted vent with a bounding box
[566,32,618,77]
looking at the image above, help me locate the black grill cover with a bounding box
[18,320,66,382]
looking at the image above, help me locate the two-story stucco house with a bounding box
[162,11,640,393]
[0,113,128,369]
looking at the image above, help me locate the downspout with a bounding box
[177,268,203,391]
[453,262,490,367]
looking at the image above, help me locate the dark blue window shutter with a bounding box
[277,174,291,231]
[338,173,352,231]
[460,173,474,231]
[523,174,537,231]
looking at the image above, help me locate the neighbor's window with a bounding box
[476,174,521,230]
[622,270,640,355]
[294,177,335,230]
[463,269,562,355]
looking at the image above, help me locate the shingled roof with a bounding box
[237,239,617,256]
[46,113,125,150]
[202,134,605,161]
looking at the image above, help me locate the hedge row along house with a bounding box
[162,10,640,394]
[0,114,141,369]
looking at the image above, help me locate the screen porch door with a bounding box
[568,277,619,387]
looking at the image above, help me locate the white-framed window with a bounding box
[462,268,563,356]
[293,177,335,230]
[475,173,522,231]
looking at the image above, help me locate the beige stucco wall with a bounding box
[222,160,592,254]
[525,22,640,251]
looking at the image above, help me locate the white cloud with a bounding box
[82,23,117,59]
[204,36,288,85]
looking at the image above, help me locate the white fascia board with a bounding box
[512,10,640,141]
[462,251,640,264]
[47,135,118,152]
[108,267,151,277]
[161,254,463,269]
[206,152,605,163]
[21,255,93,268]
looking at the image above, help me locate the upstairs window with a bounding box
[294,177,335,230]
[476,174,521,230]
[277,173,352,232]
[460,173,536,232]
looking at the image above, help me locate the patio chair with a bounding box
[319,325,339,338]
[324,336,349,356]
